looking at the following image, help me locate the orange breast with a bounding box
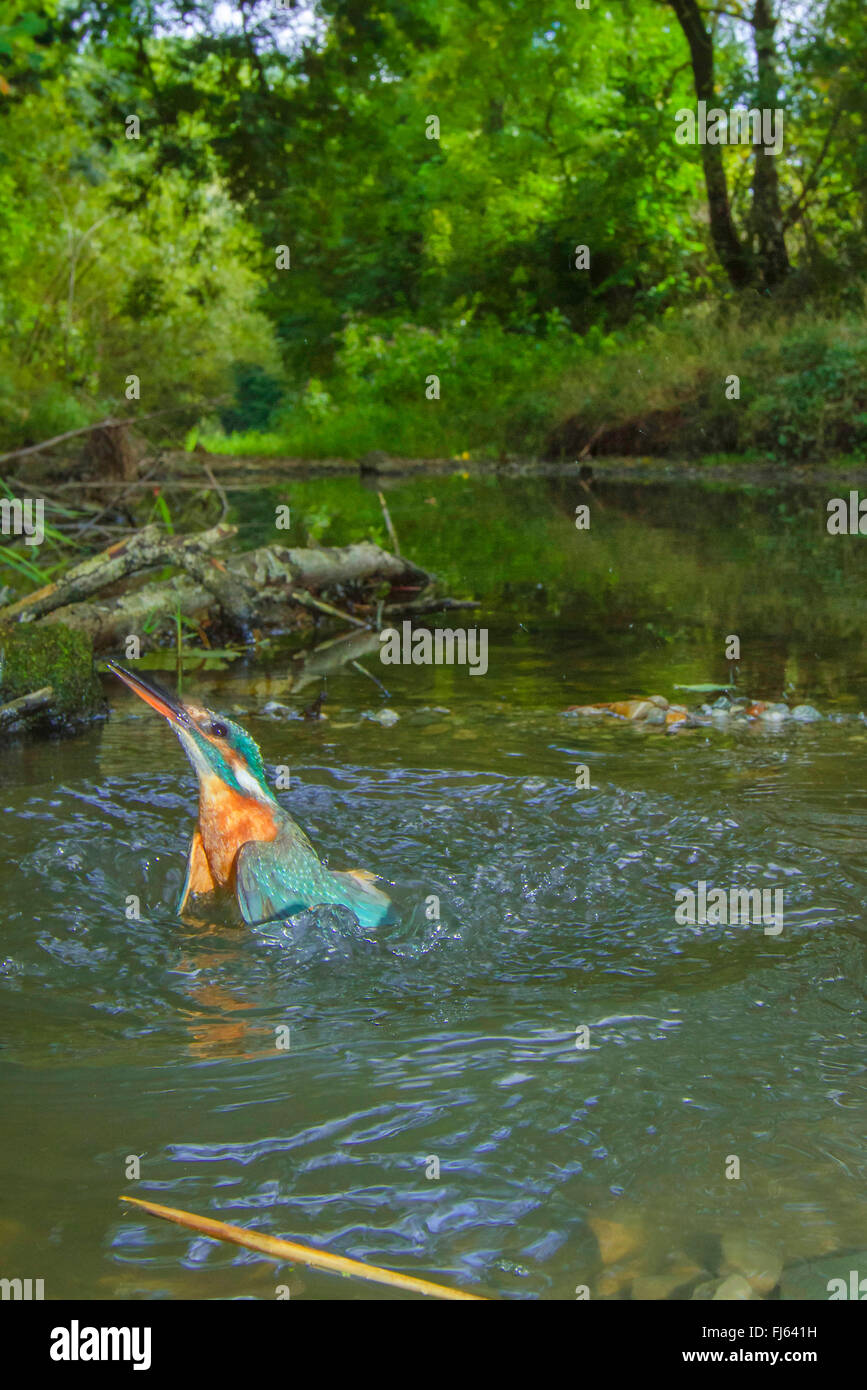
[198,776,279,885]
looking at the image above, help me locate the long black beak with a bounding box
[106,660,193,729]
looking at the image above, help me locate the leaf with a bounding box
[673,683,736,693]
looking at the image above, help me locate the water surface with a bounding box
[2,472,866,1299]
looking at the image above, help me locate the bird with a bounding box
[106,661,395,930]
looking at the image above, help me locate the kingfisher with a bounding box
[107,661,395,930]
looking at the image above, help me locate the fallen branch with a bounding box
[7,529,449,652]
[119,1195,483,1300]
[285,587,368,628]
[0,416,132,467]
[0,686,53,732]
[0,522,236,625]
[0,404,224,468]
[175,550,256,639]
[239,541,427,592]
[0,522,237,628]
[50,573,214,646]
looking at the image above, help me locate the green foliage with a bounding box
[0,479,82,593]
[552,299,867,463]
[220,362,285,434]
[1,0,866,461]
[0,45,280,451]
[746,325,867,460]
[207,314,598,458]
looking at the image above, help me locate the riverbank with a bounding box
[190,449,867,489]
[7,299,867,479]
[14,437,867,494]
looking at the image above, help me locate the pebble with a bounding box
[365,708,400,726]
[643,707,667,726]
[262,701,294,718]
[792,704,822,722]
[778,1251,867,1300]
[692,1273,756,1300]
[720,1233,782,1294]
[629,700,655,720]
[712,1273,757,1300]
[758,703,790,722]
[590,1216,645,1265]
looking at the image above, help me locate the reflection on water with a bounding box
[1,475,866,1299]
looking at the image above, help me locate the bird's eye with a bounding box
[206,721,229,738]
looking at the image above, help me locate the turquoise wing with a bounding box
[329,870,395,930]
[234,824,393,929]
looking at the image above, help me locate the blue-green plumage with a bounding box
[107,661,394,930]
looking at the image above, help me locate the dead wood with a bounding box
[0,686,54,732]
[0,522,236,625]
[28,538,431,650]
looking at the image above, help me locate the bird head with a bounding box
[107,660,273,803]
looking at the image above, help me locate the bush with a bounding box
[552,299,867,462]
[220,363,286,434]
[744,325,867,460]
[203,298,867,465]
[207,313,594,458]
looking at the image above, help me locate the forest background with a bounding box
[2,0,866,465]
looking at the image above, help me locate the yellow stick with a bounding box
[119,1196,485,1301]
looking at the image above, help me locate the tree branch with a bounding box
[783,106,843,229]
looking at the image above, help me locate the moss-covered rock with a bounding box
[0,621,101,724]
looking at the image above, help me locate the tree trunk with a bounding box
[83,423,143,481]
[669,0,754,290]
[750,0,790,287]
